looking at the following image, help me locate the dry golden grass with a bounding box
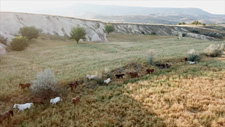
[0,34,224,126]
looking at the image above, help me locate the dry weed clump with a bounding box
[203,44,223,57]
[31,69,59,98]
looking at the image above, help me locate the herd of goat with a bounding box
[1,58,193,125]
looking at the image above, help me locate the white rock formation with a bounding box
[0,12,219,45]
[0,12,108,43]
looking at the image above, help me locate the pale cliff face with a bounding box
[0,12,108,42]
[0,12,222,44]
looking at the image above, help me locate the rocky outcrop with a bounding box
[0,12,223,45]
[0,12,108,43]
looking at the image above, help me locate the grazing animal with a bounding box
[32,97,45,104]
[19,83,31,89]
[0,110,13,124]
[50,97,61,105]
[156,63,171,69]
[165,63,171,68]
[72,97,80,105]
[104,78,111,84]
[69,81,78,91]
[184,58,188,62]
[115,74,125,78]
[146,69,154,74]
[188,61,196,64]
[129,72,138,78]
[86,75,97,80]
[13,103,33,111]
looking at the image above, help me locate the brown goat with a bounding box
[146,69,154,74]
[115,74,125,79]
[72,97,80,105]
[19,83,31,89]
[32,97,45,104]
[129,72,138,78]
[0,110,13,124]
[69,81,78,91]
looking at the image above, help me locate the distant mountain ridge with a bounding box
[40,4,224,25]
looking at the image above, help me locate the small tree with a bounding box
[11,36,28,51]
[105,23,115,35]
[19,26,39,40]
[191,21,201,25]
[70,27,86,44]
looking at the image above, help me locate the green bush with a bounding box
[19,26,39,40]
[204,44,223,57]
[11,36,28,51]
[187,49,200,61]
[151,32,157,35]
[178,22,186,25]
[191,21,201,25]
[105,23,115,35]
[70,26,86,44]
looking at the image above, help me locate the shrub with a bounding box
[178,22,186,25]
[93,77,105,85]
[192,21,201,25]
[105,23,115,35]
[70,26,86,44]
[151,32,157,35]
[147,49,155,65]
[220,43,225,51]
[190,29,200,34]
[11,36,28,51]
[203,44,223,57]
[187,49,201,61]
[31,69,59,97]
[19,26,39,40]
[0,35,8,45]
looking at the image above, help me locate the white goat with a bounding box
[188,61,196,64]
[50,97,61,105]
[104,78,111,84]
[13,103,33,111]
[86,74,97,80]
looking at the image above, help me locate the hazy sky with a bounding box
[1,0,225,15]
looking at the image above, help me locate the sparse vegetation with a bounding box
[178,22,186,25]
[31,69,59,98]
[187,49,201,61]
[105,23,115,35]
[10,36,28,51]
[70,26,86,43]
[19,26,39,40]
[203,44,223,57]
[0,34,224,126]
[191,20,202,25]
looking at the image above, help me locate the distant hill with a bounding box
[40,4,225,25]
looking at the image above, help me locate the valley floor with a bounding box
[0,34,224,126]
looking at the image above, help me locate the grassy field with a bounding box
[0,34,225,126]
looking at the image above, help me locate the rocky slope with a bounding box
[0,12,224,45]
